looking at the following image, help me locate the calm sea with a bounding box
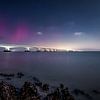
[0,52,100,100]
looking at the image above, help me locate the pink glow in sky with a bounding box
[0,19,33,44]
[0,20,44,45]
[10,24,29,43]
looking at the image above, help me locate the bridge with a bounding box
[0,44,65,52]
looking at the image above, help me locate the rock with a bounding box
[6,77,12,80]
[0,81,17,100]
[17,72,24,78]
[0,73,15,77]
[33,77,40,83]
[92,90,100,94]
[42,84,49,91]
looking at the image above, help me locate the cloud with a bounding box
[74,32,83,36]
[37,32,43,35]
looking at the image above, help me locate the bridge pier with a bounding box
[2,46,10,51]
[26,47,30,51]
[3,46,11,52]
[25,47,30,52]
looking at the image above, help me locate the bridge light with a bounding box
[26,47,30,51]
[5,46,11,51]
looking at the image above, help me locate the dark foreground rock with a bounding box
[72,89,92,100]
[92,90,100,94]
[0,81,75,100]
[0,81,17,100]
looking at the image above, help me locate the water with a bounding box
[0,52,100,100]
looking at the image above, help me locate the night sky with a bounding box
[0,0,100,50]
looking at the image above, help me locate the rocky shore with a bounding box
[0,81,74,100]
[0,72,75,100]
[0,72,100,100]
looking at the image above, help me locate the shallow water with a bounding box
[0,52,100,100]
